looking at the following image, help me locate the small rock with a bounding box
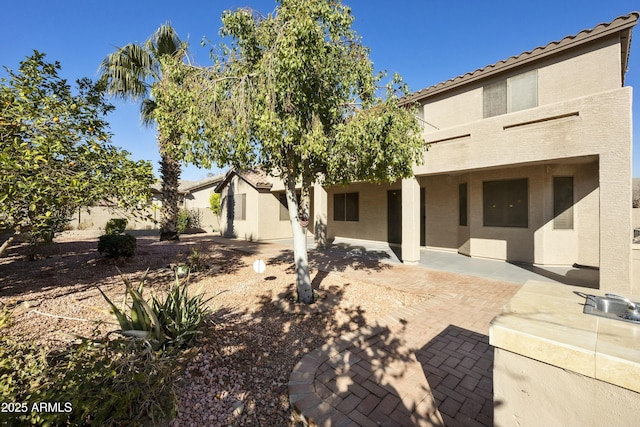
[232,401,244,416]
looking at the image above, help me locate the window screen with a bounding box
[483,179,528,227]
[345,193,359,221]
[483,70,538,118]
[232,193,246,221]
[333,193,345,221]
[508,70,538,112]
[278,192,301,221]
[553,177,574,229]
[483,80,507,118]
[278,193,288,221]
[333,193,359,221]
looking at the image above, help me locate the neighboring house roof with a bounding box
[214,169,274,193]
[150,174,225,195]
[402,11,639,105]
[181,174,225,193]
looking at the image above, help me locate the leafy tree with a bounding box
[209,192,221,219]
[0,51,154,256]
[154,0,424,303]
[99,23,188,241]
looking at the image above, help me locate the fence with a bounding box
[68,206,220,232]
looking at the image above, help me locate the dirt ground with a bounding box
[0,230,425,426]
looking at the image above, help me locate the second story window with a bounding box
[483,70,538,118]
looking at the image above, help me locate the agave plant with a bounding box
[99,269,222,351]
[152,272,218,348]
[98,270,164,348]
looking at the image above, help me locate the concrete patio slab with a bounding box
[263,236,599,288]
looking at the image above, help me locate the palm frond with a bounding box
[148,22,186,59]
[140,99,157,128]
[99,43,155,100]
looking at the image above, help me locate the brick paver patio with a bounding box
[210,236,521,426]
[288,250,520,427]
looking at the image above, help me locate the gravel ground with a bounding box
[0,230,425,426]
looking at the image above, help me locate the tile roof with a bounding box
[150,174,225,194]
[402,11,639,105]
[213,168,274,193]
[180,174,225,192]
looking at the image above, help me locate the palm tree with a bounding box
[99,22,187,241]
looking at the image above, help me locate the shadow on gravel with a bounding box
[176,267,423,426]
[0,232,245,300]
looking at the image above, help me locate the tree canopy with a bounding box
[0,51,154,252]
[153,0,425,303]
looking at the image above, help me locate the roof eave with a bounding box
[402,12,639,105]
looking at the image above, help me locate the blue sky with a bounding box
[2,0,639,181]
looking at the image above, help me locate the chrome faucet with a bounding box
[605,293,638,311]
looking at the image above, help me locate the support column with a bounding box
[402,177,421,265]
[313,182,328,249]
[600,154,632,294]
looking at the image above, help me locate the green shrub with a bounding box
[0,305,10,329]
[209,192,221,217]
[0,334,178,426]
[97,233,137,257]
[186,247,207,272]
[176,208,200,234]
[105,218,128,235]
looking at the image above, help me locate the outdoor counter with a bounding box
[489,280,640,426]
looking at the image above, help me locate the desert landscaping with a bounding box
[0,230,424,425]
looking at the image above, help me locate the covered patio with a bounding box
[264,236,599,288]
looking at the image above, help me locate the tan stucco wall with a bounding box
[423,175,458,250]
[421,35,623,134]
[219,174,315,241]
[468,167,541,263]
[494,348,640,427]
[257,192,293,240]
[256,192,315,240]
[539,35,622,105]
[185,186,215,209]
[70,206,158,231]
[420,161,599,266]
[68,205,219,232]
[415,88,630,177]
[220,175,260,240]
[326,181,400,242]
[414,87,632,292]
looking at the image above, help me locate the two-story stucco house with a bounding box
[216,12,638,295]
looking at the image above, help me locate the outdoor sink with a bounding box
[583,294,640,325]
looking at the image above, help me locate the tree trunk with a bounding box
[159,147,181,241]
[286,175,313,304]
[0,233,15,258]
